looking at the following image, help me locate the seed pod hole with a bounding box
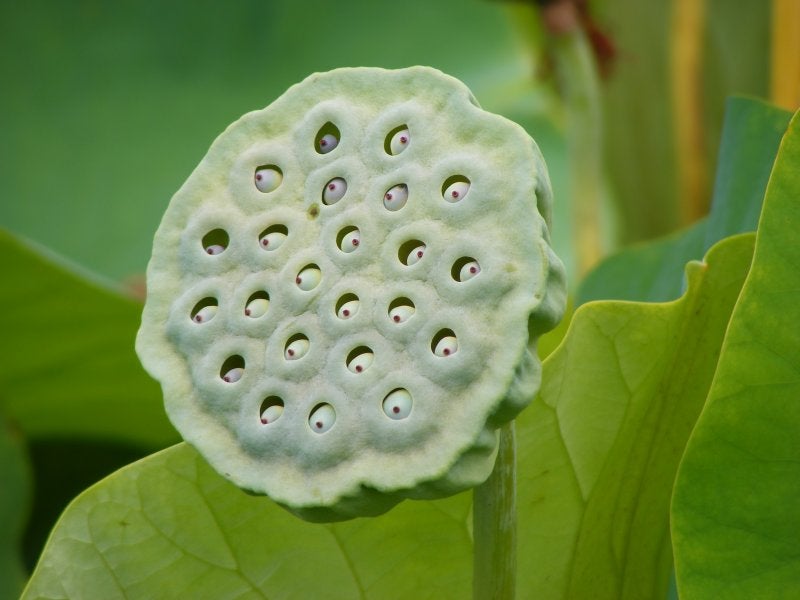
[431,329,458,357]
[220,355,245,383]
[346,346,374,374]
[441,175,471,203]
[388,297,415,323]
[336,226,361,253]
[335,293,360,319]
[259,396,284,425]
[202,229,229,255]
[382,388,412,420]
[315,122,340,154]
[190,297,218,324]
[309,403,336,434]
[398,239,426,266]
[451,257,481,282]
[254,165,283,193]
[244,291,270,318]
[383,183,408,211]
[258,224,288,251]
[284,334,310,361]
[322,177,347,205]
[295,264,321,291]
[385,125,410,155]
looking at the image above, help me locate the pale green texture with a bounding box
[137,67,565,520]
[0,417,31,600]
[25,234,753,599]
[517,233,755,599]
[0,229,177,447]
[672,109,800,598]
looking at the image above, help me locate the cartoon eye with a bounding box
[382,389,412,420]
[284,337,310,360]
[337,227,360,253]
[406,244,426,266]
[433,333,458,357]
[244,295,269,318]
[259,227,287,250]
[347,347,374,374]
[260,397,284,425]
[388,303,415,324]
[459,260,481,282]
[383,184,408,211]
[443,180,470,203]
[191,299,218,323]
[323,178,347,205]
[296,265,321,291]
[309,403,336,433]
[389,128,410,155]
[337,299,360,319]
[254,166,283,193]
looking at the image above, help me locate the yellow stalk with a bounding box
[771,0,800,110]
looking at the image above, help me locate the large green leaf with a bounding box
[0,416,31,600]
[516,232,754,599]
[0,229,176,448]
[22,232,753,598]
[671,111,800,597]
[0,0,566,282]
[578,97,791,304]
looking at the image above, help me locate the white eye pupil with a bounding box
[323,178,347,205]
[254,167,283,193]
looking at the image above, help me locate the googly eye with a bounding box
[318,133,339,153]
[433,332,458,357]
[406,243,426,266]
[191,299,218,323]
[337,299,360,319]
[260,397,284,425]
[459,260,481,281]
[309,403,336,433]
[244,296,269,318]
[382,389,412,420]
[443,179,470,203]
[259,225,288,250]
[284,336,310,360]
[202,229,229,255]
[338,227,360,253]
[322,178,347,205]
[296,265,321,291]
[389,128,410,155]
[220,356,245,383]
[388,304,415,323]
[347,347,374,374]
[383,184,408,211]
[254,166,283,193]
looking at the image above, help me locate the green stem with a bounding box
[473,421,517,600]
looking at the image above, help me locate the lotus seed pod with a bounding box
[136,66,566,522]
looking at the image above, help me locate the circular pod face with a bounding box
[136,67,565,522]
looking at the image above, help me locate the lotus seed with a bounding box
[389,128,410,155]
[339,228,360,253]
[284,337,310,360]
[309,403,335,433]
[323,178,347,205]
[260,231,287,250]
[459,260,481,282]
[222,367,244,383]
[383,389,412,420]
[244,297,269,318]
[254,167,283,193]
[434,336,458,357]
[443,180,470,203]
[388,304,415,323]
[383,184,408,211]
[260,403,284,424]
[205,244,225,255]
[295,266,321,291]
[406,243,426,266]
[193,305,218,323]
[347,350,374,374]
[318,134,338,153]
[337,299,359,319]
